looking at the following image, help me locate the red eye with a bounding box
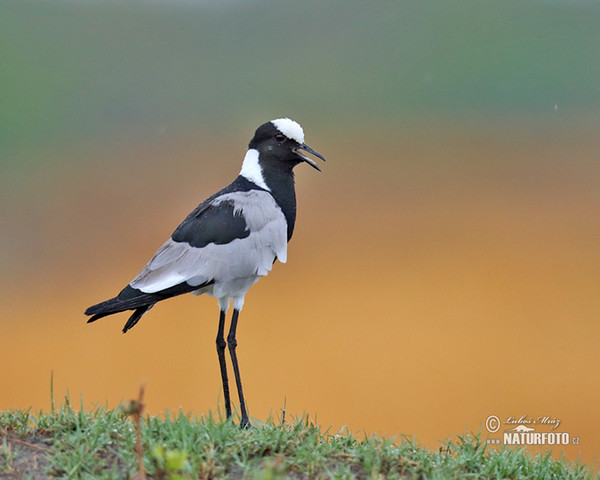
[274,133,286,142]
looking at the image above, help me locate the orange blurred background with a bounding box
[1,0,599,468]
[3,122,599,465]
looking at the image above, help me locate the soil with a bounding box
[1,435,51,480]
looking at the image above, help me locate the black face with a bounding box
[248,121,325,172]
[248,122,301,170]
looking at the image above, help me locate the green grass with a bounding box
[0,397,597,479]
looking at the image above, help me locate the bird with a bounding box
[85,118,325,427]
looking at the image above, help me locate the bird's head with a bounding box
[248,118,326,173]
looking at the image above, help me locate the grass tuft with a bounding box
[0,397,597,479]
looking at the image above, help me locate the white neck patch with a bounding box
[271,118,305,144]
[239,148,270,191]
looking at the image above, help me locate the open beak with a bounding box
[295,143,326,172]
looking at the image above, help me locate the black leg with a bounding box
[216,309,232,419]
[227,309,251,428]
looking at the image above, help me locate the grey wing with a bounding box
[129,190,287,294]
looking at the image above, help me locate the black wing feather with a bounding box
[171,202,249,248]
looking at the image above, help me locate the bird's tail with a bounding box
[86,285,150,318]
[85,282,209,333]
[87,303,154,333]
[85,286,157,333]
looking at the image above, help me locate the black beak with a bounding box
[295,143,326,172]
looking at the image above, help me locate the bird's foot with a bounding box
[240,417,253,429]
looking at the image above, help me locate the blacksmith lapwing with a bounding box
[85,118,325,427]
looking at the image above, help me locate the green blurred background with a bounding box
[2,0,599,466]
